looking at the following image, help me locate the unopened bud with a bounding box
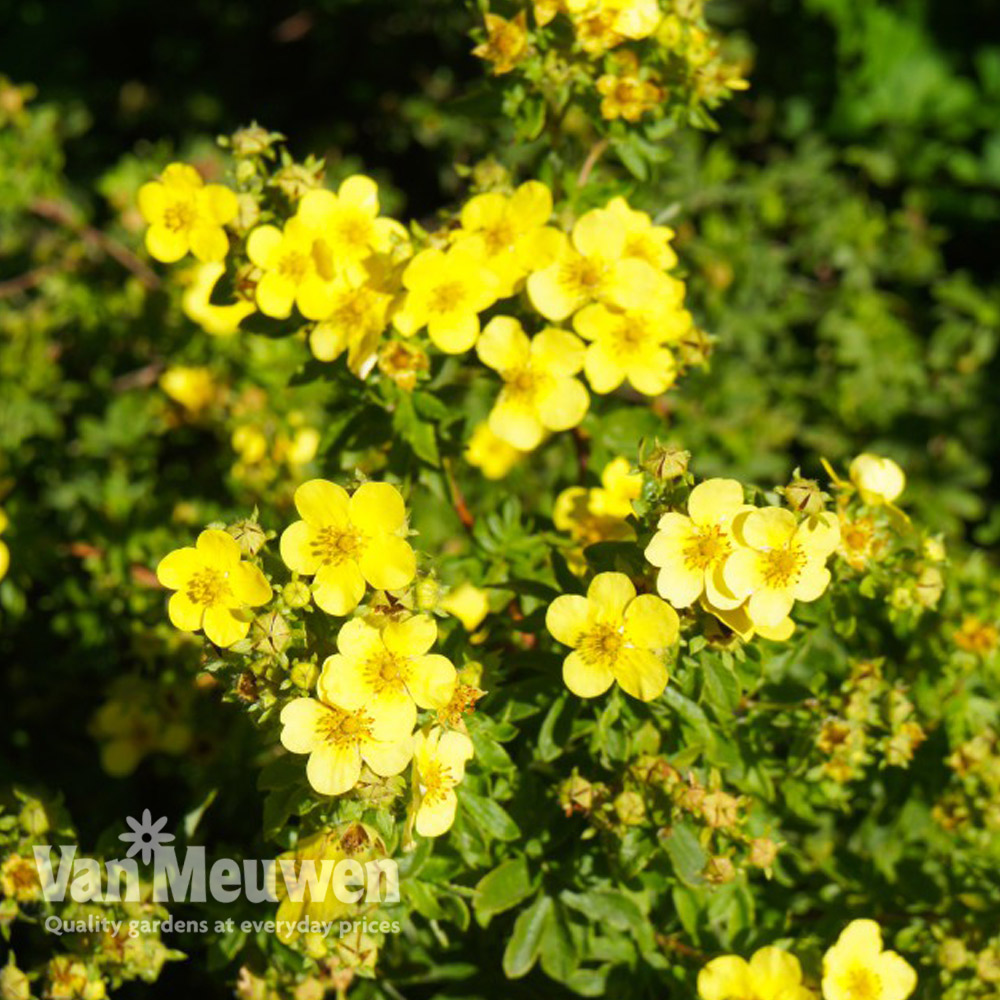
[290,660,319,691]
[228,519,267,556]
[704,856,736,884]
[779,473,827,516]
[613,790,646,826]
[250,611,292,656]
[282,580,312,609]
[641,443,690,482]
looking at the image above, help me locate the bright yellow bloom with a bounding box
[554,486,635,575]
[699,945,816,1000]
[454,181,555,295]
[181,262,255,335]
[472,11,529,74]
[546,571,678,700]
[723,508,840,628]
[296,175,408,277]
[464,421,529,479]
[279,695,414,796]
[308,258,397,378]
[476,316,589,449]
[573,302,682,395]
[138,162,238,263]
[246,217,337,320]
[413,727,475,836]
[279,479,416,616]
[439,582,490,631]
[156,529,272,647]
[591,457,641,518]
[159,365,217,413]
[822,920,917,1000]
[849,454,905,506]
[393,245,500,353]
[527,208,667,321]
[605,195,678,271]
[0,508,8,582]
[645,478,750,610]
[318,615,456,735]
[1,853,42,902]
[597,72,663,122]
[704,598,796,643]
[607,0,661,40]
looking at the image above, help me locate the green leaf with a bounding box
[539,900,577,982]
[392,392,440,466]
[461,791,521,841]
[502,893,552,979]
[662,823,707,887]
[473,857,535,926]
[703,658,742,718]
[538,690,576,762]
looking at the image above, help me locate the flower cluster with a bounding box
[645,477,841,640]
[699,920,917,1000]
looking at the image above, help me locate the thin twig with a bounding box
[0,266,57,299]
[578,138,610,188]
[443,458,475,532]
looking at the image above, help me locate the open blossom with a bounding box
[476,316,589,450]
[138,162,238,263]
[546,571,679,701]
[527,208,667,322]
[318,615,457,736]
[156,529,272,647]
[645,478,750,610]
[393,244,500,353]
[822,920,917,1000]
[413,727,475,836]
[849,454,905,506]
[279,695,413,796]
[723,507,840,628]
[464,421,530,479]
[699,945,816,1000]
[280,479,417,616]
[472,11,530,75]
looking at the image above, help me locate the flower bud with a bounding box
[282,580,312,609]
[559,774,595,816]
[290,660,319,691]
[938,938,968,971]
[704,856,736,884]
[0,963,30,1000]
[613,790,646,826]
[748,837,781,873]
[779,472,827,515]
[641,443,690,482]
[250,611,292,656]
[228,518,267,556]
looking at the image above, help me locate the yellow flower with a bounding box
[645,478,749,610]
[296,175,408,277]
[605,195,678,271]
[181,262,255,335]
[527,208,667,321]
[849,454,905,506]
[0,507,9,582]
[439,582,490,631]
[318,615,457,735]
[476,316,589,449]
[464,421,529,479]
[609,0,661,40]
[454,181,555,294]
[554,485,635,575]
[156,529,272,647]
[723,507,840,628]
[822,920,917,1000]
[247,217,337,320]
[279,695,414,796]
[393,244,500,353]
[472,11,530,75]
[704,598,796,643]
[413,726,475,836]
[546,571,678,700]
[138,162,238,263]
[308,258,397,378]
[597,72,663,121]
[273,829,350,942]
[573,302,682,394]
[699,945,815,1000]
[232,425,268,465]
[279,479,417,616]
[1,853,42,902]
[159,365,217,413]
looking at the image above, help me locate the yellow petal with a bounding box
[307,743,361,795]
[510,180,552,227]
[359,535,417,591]
[168,592,204,632]
[739,507,798,550]
[296,189,338,229]
[297,277,338,320]
[230,563,272,606]
[722,547,761,600]
[416,791,458,837]
[319,655,373,712]
[383,614,437,656]
[535,376,589,432]
[623,594,679,649]
[189,225,229,263]
[279,698,327,753]
[747,587,795,629]
[313,561,366,616]
[546,594,591,647]
[295,479,351,527]
[349,481,406,533]
[875,951,917,1000]
[531,328,585,377]
[338,174,380,215]
[489,396,544,450]
[137,182,166,223]
[526,264,582,322]
[246,225,283,268]
[476,316,531,371]
[587,571,635,620]
[584,341,626,394]
[156,546,201,589]
[335,617,383,661]
[613,648,668,702]
[573,209,624,260]
[563,651,615,698]
[688,479,745,527]
[255,271,296,319]
[436,730,474,775]
[280,520,323,575]
[748,947,803,997]
[202,605,250,647]
[362,734,414,776]
[698,956,752,1000]
[406,654,457,709]
[792,561,831,602]
[201,184,238,224]
[196,529,241,568]
[145,225,188,263]
[428,312,480,353]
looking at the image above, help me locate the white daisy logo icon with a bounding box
[119,810,175,865]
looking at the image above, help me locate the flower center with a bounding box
[163,201,196,233]
[332,287,380,329]
[578,622,625,666]
[561,255,606,295]
[320,706,373,748]
[612,315,651,354]
[311,525,367,565]
[186,567,231,607]
[419,760,454,802]
[332,212,373,253]
[277,250,312,282]
[683,525,730,571]
[843,966,882,1000]
[761,545,807,587]
[428,280,468,316]
[484,219,516,254]
[365,650,408,692]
